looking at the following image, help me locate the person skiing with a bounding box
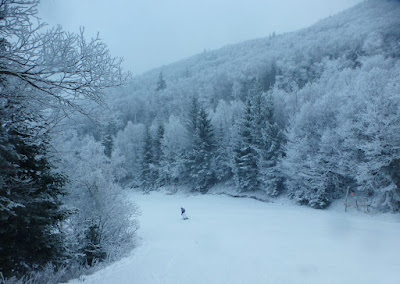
[181,207,188,220]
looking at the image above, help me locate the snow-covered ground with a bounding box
[68,191,400,284]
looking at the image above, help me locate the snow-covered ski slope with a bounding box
[68,191,400,284]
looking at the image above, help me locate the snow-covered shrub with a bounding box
[52,131,139,265]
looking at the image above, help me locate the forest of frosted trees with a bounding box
[95,0,400,211]
[1,0,400,281]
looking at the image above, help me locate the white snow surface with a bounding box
[68,191,400,284]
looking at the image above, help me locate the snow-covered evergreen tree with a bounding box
[140,126,157,190]
[190,107,216,192]
[233,98,260,192]
[259,92,285,196]
[102,121,117,158]
[153,124,166,187]
[181,97,216,192]
[0,92,67,277]
[155,72,167,92]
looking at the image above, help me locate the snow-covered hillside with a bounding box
[68,191,400,284]
[114,0,400,103]
[87,0,400,212]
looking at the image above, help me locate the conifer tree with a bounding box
[0,98,67,277]
[190,107,216,192]
[259,93,285,196]
[185,97,200,141]
[214,121,234,182]
[180,97,199,184]
[102,122,116,158]
[233,98,260,192]
[156,72,167,92]
[153,124,166,186]
[248,79,266,149]
[182,99,216,192]
[141,127,156,190]
[154,124,165,164]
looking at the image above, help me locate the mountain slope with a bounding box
[113,0,400,114]
[96,0,400,211]
[68,191,400,284]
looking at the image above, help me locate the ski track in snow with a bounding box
[67,191,400,284]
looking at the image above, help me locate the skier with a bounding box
[181,207,188,220]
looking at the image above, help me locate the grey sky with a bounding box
[39,0,363,75]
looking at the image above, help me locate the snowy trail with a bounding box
[68,191,400,284]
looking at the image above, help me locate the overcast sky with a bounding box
[39,0,363,75]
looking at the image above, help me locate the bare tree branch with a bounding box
[0,0,130,115]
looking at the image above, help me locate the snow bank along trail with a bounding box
[68,191,400,284]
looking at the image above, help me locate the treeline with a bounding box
[102,0,400,212]
[109,55,400,212]
[114,78,284,196]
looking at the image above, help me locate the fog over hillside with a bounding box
[38,0,363,74]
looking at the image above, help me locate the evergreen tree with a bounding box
[102,133,113,158]
[153,124,165,164]
[248,79,266,148]
[140,127,156,190]
[153,124,166,186]
[233,98,260,192]
[180,97,200,184]
[233,82,285,194]
[182,100,216,192]
[155,72,167,92]
[259,93,285,196]
[190,107,216,192]
[214,121,234,182]
[0,98,67,277]
[260,62,277,92]
[102,122,116,158]
[185,97,200,141]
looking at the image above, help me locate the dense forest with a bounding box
[89,0,400,210]
[1,0,400,281]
